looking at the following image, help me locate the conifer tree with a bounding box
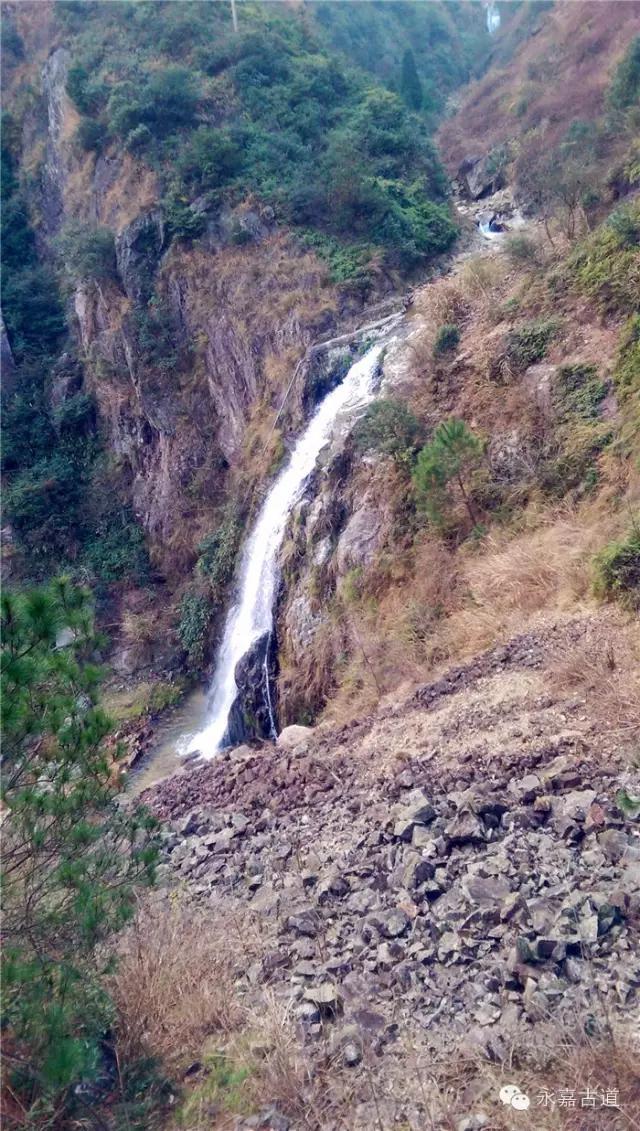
[1,578,158,1120]
[413,418,483,526]
[400,48,423,112]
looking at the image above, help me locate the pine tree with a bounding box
[413,418,483,527]
[1,578,158,1121]
[400,49,423,112]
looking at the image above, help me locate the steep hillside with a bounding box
[2,4,640,1129]
[439,0,640,203]
[1,0,488,703]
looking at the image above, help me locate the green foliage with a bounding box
[83,506,150,584]
[505,319,558,372]
[178,126,245,194]
[354,398,423,468]
[1,265,65,360]
[538,363,612,500]
[554,364,608,422]
[607,36,640,112]
[75,116,108,152]
[58,1,457,271]
[568,200,640,315]
[177,590,214,669]
[179,1050,253,1124]
[66,61,106,114]
[197,511,242,595]
[505,233,538,264]
[107,66,200,142]
[162,190,207,243]
[593,527,640,609]
[433,323,460,356]
[613,315,640,403]
[413,418,484,528]
[1,580,158,1120]
[5,451,88,561]
[56,221,117,283]
[400,48,423,111]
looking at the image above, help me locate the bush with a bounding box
[505,319,558,372]
[66,61,105,114]
[197,511,242,595]
[163,191,207,243]
[413,417,484,528]
[613,315,640,403]
[568,201,640,315]
[75,117,108,152]
[1,265,65,360]
[354,398,423,468]
[554,364,608,421]
[505,233,538,264]
[83,509,150,583]
[125,123,153,153]
[593,528,640,609]
[608,36,640,112]
[177,590,213,669]
[57,221,117,283]
[178,126,245,193]
[433,323,460,356]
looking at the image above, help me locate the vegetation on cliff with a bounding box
[55,0,466,273]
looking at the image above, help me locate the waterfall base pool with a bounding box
[125,686,209,798]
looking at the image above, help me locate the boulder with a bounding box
[457,153,505,200]
[276,725,314,752]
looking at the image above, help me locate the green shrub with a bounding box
[607,36,640,112]
[66,61,106,114]
[505,233,538,264]
[613,315,640,402]
[505,319,559,371]
[1,265,65,361]
[125,123,153,153]
[197,512,242,595]
[433,323,460,356]
[163,191,207,243]
[354,398,423,468]
[593,528,640,609]
[413,417,484,528]
[75,117,107,152]
[177,590,213,669]
[5,452,86,561]
[83,509,149,583]
[56,221,117,283]
[554,363,608,421]
[177,126,245,193]
[568,201,640,315]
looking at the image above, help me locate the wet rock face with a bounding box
[225,631,279,747]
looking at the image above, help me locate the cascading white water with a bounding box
[189,342,386,758]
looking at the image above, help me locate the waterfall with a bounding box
[486,2,500,35]
[189,342,386,758]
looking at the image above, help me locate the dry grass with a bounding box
[548,624,640,741]
[412,278,470,329]
[457,254,508,307]
[411,1019,640,1131]
[111,897,252,1073]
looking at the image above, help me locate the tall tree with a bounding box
[1,579,158,1123]
[400,48,423,112]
